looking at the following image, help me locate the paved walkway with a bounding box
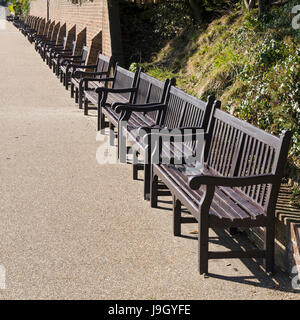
[0,18,299,300]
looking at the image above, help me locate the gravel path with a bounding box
[0,19,299,299]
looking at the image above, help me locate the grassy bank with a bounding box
[130,2,299,204]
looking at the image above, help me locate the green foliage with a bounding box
[150,1,194,40]
[8,0,30,16]
[132,1,299,197]
[129,62,139,72]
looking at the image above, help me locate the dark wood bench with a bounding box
[20,16,31,34]
[38,23,60,61]
[59,46,89,90]
[27,17,42,43]
[100,71,172,136]
[45,36,67,68]
[150,106,291,275]
[34,20,51,49]
[6,15,14,22]
[70,53,112,109]
[83,65,140,125]
[35,20,54,53]
[114,86,215,200]
[51,40,76,77]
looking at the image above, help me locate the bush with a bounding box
[150,0,194,40]
[8,0,30,16]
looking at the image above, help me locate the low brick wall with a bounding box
[30,0,123,64]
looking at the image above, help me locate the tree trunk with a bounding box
[188,0,205,22]
[258,0,271,16]
[244,0,256,10]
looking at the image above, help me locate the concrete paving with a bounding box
[0,18,299,300]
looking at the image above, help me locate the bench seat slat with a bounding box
[157,164,263,221]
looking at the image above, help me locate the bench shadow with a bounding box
[154,195,295,293]
[198,228,295,293]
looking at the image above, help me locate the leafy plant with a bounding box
[8,0,31,16]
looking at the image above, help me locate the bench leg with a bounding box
[78,87,83,109]
[98,107,105,132]
[144,163,151,201]
[84,98,89,116]
[150,172,158,208]
[133,151,139,180]
[65,73,69,90]
[173,196,181,236]
[264,222,275,274]
[198,217,209,275]
[75,88,79,104]
[109,123,115,146]
[144,142,152,201]
[198,185,214,275]
[71,83,74,98]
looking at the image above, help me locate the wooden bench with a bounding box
[45,36,67,68]
[26,17,42,43]
[150,106,291,275]
[34,20,51,49]
[38,23,60,61]
[70,53,112,109]
[52,40,76,77]
[83,65,140,124]
[59,46,89,90]
[114,86,215,200]
[35,20,54,54]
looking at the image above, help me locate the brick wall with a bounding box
[30,0,123,64]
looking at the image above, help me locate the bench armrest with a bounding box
[96,87,136,94]
[83,77,114,89]
[112,102,160,110]
[115,103,166,113]
[61,58,84,66]
[188,174,278,190]
[70,64,96,74]
[62,54,82,59]
[75,64,97,70]
[74,70,106,78]
[54,48,71,54]
[66,62,85,68]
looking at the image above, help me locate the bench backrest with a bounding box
[51,22,60,42]
[153,89,217,159]
[71,40,76,55]
[112,65,139,102]
[56,23,66,45]
[205,108,291,211]
[43,20,51,36]
[133,72,173,123]
[35,18,42,32]
[95,53,112,79]
[62,37,67,49]
[160,86,215,131]
[81,46,89,63]
[47,21,55,39]
[37,19,45,35]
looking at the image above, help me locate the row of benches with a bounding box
[12,15,292,276]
